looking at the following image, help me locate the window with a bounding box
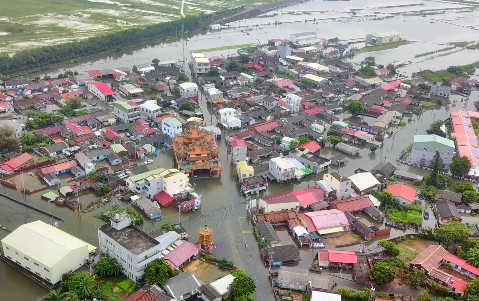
[44,268,49,272]
[34,262,39,266]
[24,256,29,261]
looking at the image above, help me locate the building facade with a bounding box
[162,117,183,138]
[113,101,140,123]
[179,82,199,98]
[285,93,302,113]
[269,157,295,182]
[323,172,352,200]
[411,134,455,169]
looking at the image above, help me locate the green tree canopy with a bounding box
[289,139,300,150]
[362,56,376,67]
[227,61,246,72]
[426,120,446,137]
[369,262,395,284]
[92,255,121,277]
[465,278,479,301]
[462,190,479,204]
[419,185,437,202]
[179,102,195,112]
[360,66,376,77]
[454,183,475,193]
[348,100,365,115]
[300,77,314,88]
[206,68,220,76]
[229,270,256,299]
[386,63,397,74]
[376,191,400,208]
[369,145,378,153]
[0,127,20,153]
[62,272,98,300]
[176,73,189,82]
[144,259,176,285]
[327,135,342,147]
[379,240,399,256]
[407,269,427,289]
[450,156,472,178]
[434,221,469,250]
[96,184,112,196]
[239,54,250,64]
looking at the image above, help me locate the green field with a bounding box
[193,43,255,53]
[0,0,277,55]
[351,40,410,54]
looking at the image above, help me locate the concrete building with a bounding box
[206,88,223,103]
[0,102,14,116]
[269,157,296,182]
[231,139,247,164]
[236,161,254,182]
[290,32,317,44]
[219,108,241,129]
[139,102,161,120]
[98,213,163,281]
[277,44,292,59]
[163,272,201,300]
[323,172,352,200]
[87,82,115,102]
[133,63,155,75]
[348,172,381,195]
[162,117,183,138]
[74,152,96,174]
[2,221,95,285]
[430,84,451,98]
[113,101,140,123]
[285,94,302,114]
[0,120,23,138]
[126,168,190,198]
[179,82,199,98]
[411,134,455,169]
[119,83,143,98]
[366,31,402,45]
[191,53,210,76]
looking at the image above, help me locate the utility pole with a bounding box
[267,250,274,275]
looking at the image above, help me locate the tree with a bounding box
[45,289,66,301]
[434,221,469,250]
[425,151,443,188]
[369,145,378,153]
[161,223,173,231]
[235,295,256,301]
[377,191,400,208]
[419,185,437,202]
[144,259,175,285]
[360,66,376,77]
[179,102,195,112]
[426,120,445,137]
[289,139,300,150]
[369,262,395,284]
[379,240,399,256]
[96,184,112,196]
[328,37,339,44]
[348,100,365,116]
[63,272,97,300]
[363,56,375,67]
[229,270,256,299]
[418,83,429,90]
[206,68,219,76]
[227,61,245,72]
[454,183,475,193]
[462,190,479,204]
[417,289,431,301]
[152,58,159,66]
[176,73,188,82]
[466,247,479,267]
[296,136,310,144]
[450,156,471,178]
[21,132,37,146]
[86,170,100,181]
[465,278,479,301]
[218,259,233,270]
[327,136,342,147]
[300,77,314,88]
[0,127,20,153]
[407,269,427,289]
[92,255,121,276]
[239,54,249,63]
[386,63,397,74]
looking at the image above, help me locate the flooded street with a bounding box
[1,0,479,299]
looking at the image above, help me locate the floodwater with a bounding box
[2,0,479,298]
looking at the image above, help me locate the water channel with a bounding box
[2,0,479,299]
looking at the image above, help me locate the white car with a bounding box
[144,159,154,165]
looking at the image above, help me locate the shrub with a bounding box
[218,259,234,270]
[379,240,400,256]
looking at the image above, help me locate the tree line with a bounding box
[0,15,205,75]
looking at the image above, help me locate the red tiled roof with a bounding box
[0,153,34,171]
[345,81,356,87]
[292,187,325,207]
[73,134,91,143]
[302,101,315,109]
[105,127,119,139]
[381,80,401,91]
[164,242,199,269]
[304,107,324,116]
[444,254,479,276]
[66,123,84,135]
[297,141,321,153]
[410,245,448,273]
[90,82,114,96]
[41,126,61,136]
[397,97,413,105]
[386,184,416,204]
[371,105,385,111]
[252,121,279,133]
[231,139,247,148]
[330,196,374,212]
[253,65,264,71]
[155,114,175,123]
[126,289,156,301]
[322,250,357,264]
[305,209,349,230]
[447,276,467,292]
[62,90,83,100]
[86,70,102,78]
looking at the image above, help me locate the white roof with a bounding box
[271,157,296,169]
[303,74,326,83]
[311,291,341,301]
[292,226,308,237]
[210,274,235,296]
[179,82,198,89]
[305,63,329,72]
[191,52,205,58]
[139,102,161,111]
[348,172,380,192]
[121,83,143,94]
[219,108,236,114]
[139,66,155,71]
[240,72,254,79]
[194,57,209,64]
[2,221,95,268]
[368,194,381,207]
[286,55,304,62]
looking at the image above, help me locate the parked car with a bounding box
[423,211,429,219]
[144,159,153,165]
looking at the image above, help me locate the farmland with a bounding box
[0,0,279,55]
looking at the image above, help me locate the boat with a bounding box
[55,198,65,206]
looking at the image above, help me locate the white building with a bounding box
[323,172,352,200]
[98,213,163,281]
[218,108,241,129]
[191,53,210,76]
[410,134,456,169]
[133,63,156,75]
[113,101,140,123]
[126,168,190,198]
[231,139,248,164]
[162,117,183,138]
[348,172,381,195]
[0,120,23,138]
[239,73,254,85]
[305,63,329,73]
[119,83,144,98]
[75,152,96,174]
[0,102,14,117]
[2,220,95,285]
[179,82,199,98]
[139,102,161,120]
[87,82,115,102]
[290,32,317,44]
[285,93,302,114]
[206,87,223,103]
[269,157,296,182]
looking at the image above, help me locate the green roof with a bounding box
[143,144,155,152]
[127,168,166,183]
[111,144,127,153]
[301,167,313,175]
[413,134,455,149]
[164,117,182,126]
[42,191,58,200]
[114,101,133,111]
